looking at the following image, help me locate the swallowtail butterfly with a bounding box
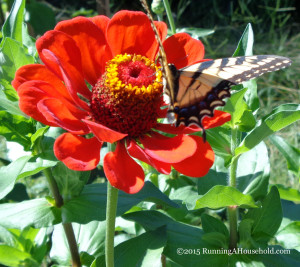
[140,0,292,139]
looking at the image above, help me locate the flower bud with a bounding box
[151,0,165,15]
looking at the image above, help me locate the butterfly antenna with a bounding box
[139,0,176,101]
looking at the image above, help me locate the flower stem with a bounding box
[43,168,81,266]
[63,223,82,267]
[105,182,119,267]
[227,126,240,249]
[162,0,176,34]
[43,168,64,208]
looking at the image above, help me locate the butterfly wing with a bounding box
[172,55,292,127]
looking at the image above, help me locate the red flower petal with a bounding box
[154,21,168,42]
[202,110,231,129]
[82,119,127,143]
[156,111,231,134]
[155,123,200,135]
[36,30,91,110]
[163,32,205,69]
[103,141,145,194]
[54,133,102,171]
[107,10,161,60]
[55,16,112,85]
[17,81,58,126]
[89,15,110,35]
[172,135,214,177]
[38,98,89,135]
[140,132,197,163]
[127,140,171,174]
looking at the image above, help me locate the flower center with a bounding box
[90,54,163,138]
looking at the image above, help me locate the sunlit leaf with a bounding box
[123,210,229,267]
[276,221,300,250]
[236,104,300,155]
[0,198,62,229]
[194,185,257,209]
[233,23,253,57]
[0,111,34,148]
[92,226,167,267]
[269,135,300,177]
[0,155,31,200]
[51,221,106,266]
[17,157,57,180]
[2,0,25,43]
[244,186,282,246]
[62,181,178,224]
[0,37,35,82]
[52,162,90,199]
[237,142,270,200]
[276,184,300,202]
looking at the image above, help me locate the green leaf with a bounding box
[176,27,215,38]
[0,198,62,229]
[202,232,228,248]
[39,127,65,161]
[0,37,35,82]
[26,0,56,36]
[251,246,300,267]
[281,200,300,221]
[244,186,282,246]
[17,156,57,179]
[233,24,260,111]
[276,221,300,250]
[233,23,254,57]
[0,225,20,247]
[223,87,256,131]
[62,181,178,224]
[269,135,300,177]
[51,221,106,265]
[223,87,248,124]
[244,79,259,112]
[0,89,25,117]
[2,0,25,43]
[236,104,300,155]
[92,226,167,267]
[169,186,200,210]
[0,110,34,148]
[206,126,232,164]
[52,162,90,199]
[123,210,229,267]
[0,245,39,267]
[194,185,257,209]
[201,214,229,238]
[0,155,31,200]
[276,184,300,202]
[30,126,49,149]
[197,157,228,195]
[238,218,255,248]
[0,78,18,101]
[236,142,270,200]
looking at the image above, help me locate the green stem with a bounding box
[43,168,81,266]
[105,182,119,267]
[162,0,176,34]
[228,205,238,249]
[43,168,64,208]
[227,126,240,249]
[63,223,82,267]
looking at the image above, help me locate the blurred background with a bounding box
[0,0,299,190]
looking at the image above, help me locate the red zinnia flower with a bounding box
[12,11,231,194]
